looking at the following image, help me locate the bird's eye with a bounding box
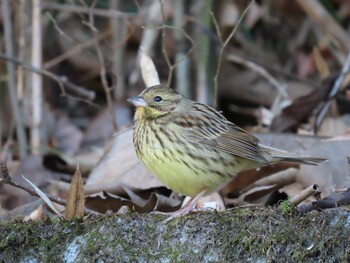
[154,96,163,102]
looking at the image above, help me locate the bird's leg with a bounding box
[163,189,207,222]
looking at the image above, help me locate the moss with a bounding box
[0,218,85,262]
[279,199,293,215]
[0,207,349,262]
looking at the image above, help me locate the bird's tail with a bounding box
[260,145,327,165]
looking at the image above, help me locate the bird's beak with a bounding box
[127,96,148,107]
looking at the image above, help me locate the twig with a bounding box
[128,0,162,86]
[158,24,195,88]
[41,2,132,19]
[226,54,289,99]
[158,1,195,88]
[43,27,112,70]
[1,0,28,159]
[44,11,114,70]
[187,15,317,86]
[315,53,350,131]
[290,184,319,206]
[0,53,96,101]
[295,0,350,52]
[0,161,100,216]
[86,0,116,130]
[212,0,255,108]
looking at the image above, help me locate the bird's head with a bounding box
[127,85,183,120]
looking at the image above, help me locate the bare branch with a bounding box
[41,2,132,19]
[295,0,350,52]
[212,0,254,108]
[83,0,116,129]
[0,53,96,101]
[290,184,320,206]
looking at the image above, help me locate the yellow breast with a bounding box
[133,119,253,197]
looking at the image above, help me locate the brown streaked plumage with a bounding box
[128,85,326,214]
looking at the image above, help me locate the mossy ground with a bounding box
[0,207,350,262]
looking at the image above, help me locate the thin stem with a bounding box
[212,0,255,108]
[1,0,28,158]
[0,53,96,101]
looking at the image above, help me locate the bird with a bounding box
[127,85,326,217]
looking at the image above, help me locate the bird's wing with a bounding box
[171,103,269,163]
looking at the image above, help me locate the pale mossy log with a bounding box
[0,207,349,262]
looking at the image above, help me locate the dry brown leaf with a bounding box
[229,185,278,206]
[43,153,94,178]
[222,163,298,197]
[23,204,45,222]
[65,165,85,219]
[242,185,278,203]
[242,167,298,193]
[85,190,181,214]
[271,77,333,132]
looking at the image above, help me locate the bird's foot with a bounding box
[160,189,207,222]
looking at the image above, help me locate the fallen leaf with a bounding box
[85,190,181,214]
[242,167,298,193]
[222,163,298,197]
[65,165,85,219]
[140,51,161,87]
[22,175,62,218]
[24,204,45,222]
[243,185,278,203]
[271,77,333,132]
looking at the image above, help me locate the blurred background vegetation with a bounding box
[1,0,350,216]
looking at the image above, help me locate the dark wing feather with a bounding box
[172,102,269,164]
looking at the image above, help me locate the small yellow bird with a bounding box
[128,85,326,216]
